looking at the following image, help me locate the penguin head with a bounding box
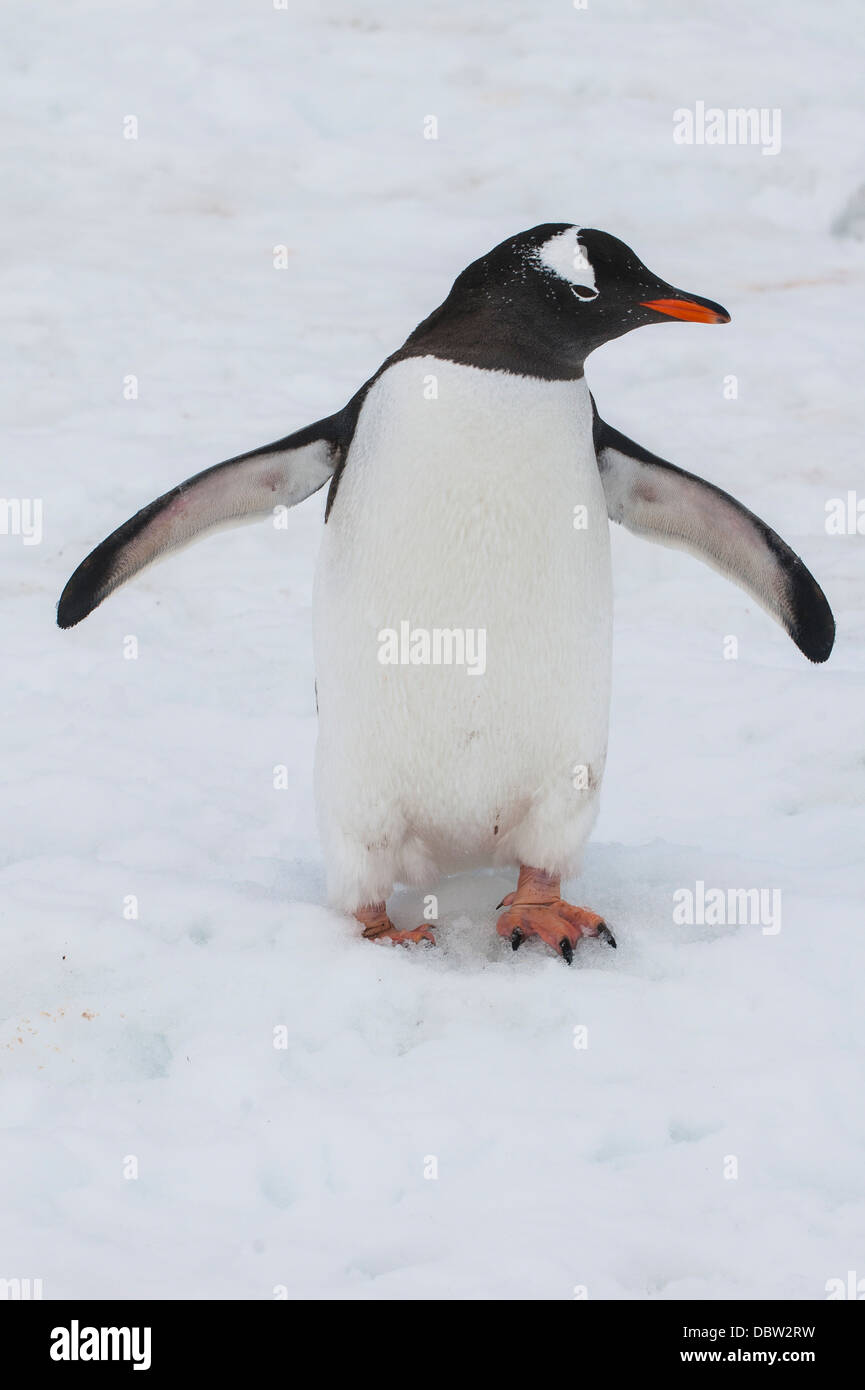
[422,223,730,376]
[533,224,729,341]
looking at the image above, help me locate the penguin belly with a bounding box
[312,356,612,911]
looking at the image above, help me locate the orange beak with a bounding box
[640,297,730,324]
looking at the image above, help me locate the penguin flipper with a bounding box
[57,418,342,628]
[593,412,835,663]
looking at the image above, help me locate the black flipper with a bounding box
[57,416,344,629]
[592,407,835,663]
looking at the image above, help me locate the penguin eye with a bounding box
[571,284,599,301]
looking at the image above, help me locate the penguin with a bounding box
[57,224,835,961]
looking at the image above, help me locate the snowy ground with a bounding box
[2,0,864,1299]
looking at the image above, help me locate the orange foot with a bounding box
[495,866,616,964]
[355,903,435,948]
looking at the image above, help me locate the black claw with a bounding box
[560,938,574,965]
[496,898,506,911]
[510,928,523,952]
[597,923,617,949]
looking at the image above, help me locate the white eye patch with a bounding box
[537,227,599,298]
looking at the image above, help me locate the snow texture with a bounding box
[1,0,863,1300]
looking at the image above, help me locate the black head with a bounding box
[401,223,730,379]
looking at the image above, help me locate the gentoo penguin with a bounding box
[58,225,835,961]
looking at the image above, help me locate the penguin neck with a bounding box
[398,294,586,381]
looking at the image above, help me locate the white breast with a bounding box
[312,356,612,910]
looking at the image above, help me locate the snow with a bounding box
[2,0,864,1300]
